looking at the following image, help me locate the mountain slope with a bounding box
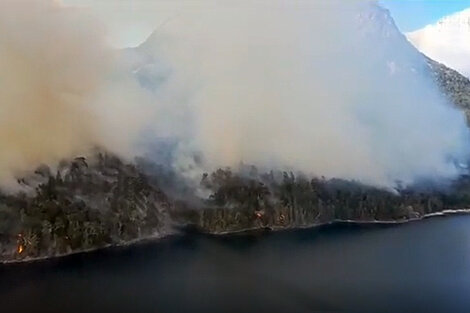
[0,152,173,262]
[4,3,470,263]
[427,57,470,121]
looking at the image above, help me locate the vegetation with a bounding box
[0,153,171,262]
[2,56,470,262]
[427,56,470,120]
[187,168,470,233]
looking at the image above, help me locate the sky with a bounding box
[62,0,470,48]
[380,0,470,32]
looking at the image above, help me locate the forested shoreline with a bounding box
[2,57,470,263]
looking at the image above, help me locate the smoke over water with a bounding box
[1,0,470,190]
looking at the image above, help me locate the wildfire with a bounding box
[17,233,24,255]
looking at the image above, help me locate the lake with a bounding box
[2,215,470,313]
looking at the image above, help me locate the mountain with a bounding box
[403,8,470,121]
[130,3,428,92]
[427,57,470,121]
[4,3,470,263]
[2,59,470,264]
[408,8,470,78]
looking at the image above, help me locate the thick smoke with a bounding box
[1,0,469,191]
[135,0,470,188]
[0,0,153,189]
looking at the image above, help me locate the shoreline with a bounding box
[3,208,470,265]
[192,208,470,236]
[0,231,176,266]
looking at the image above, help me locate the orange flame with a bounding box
[18,245,24,254]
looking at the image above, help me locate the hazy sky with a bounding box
[63,0,470,48]
[62,0,194,48]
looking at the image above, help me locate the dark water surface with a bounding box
[2,216,470,313]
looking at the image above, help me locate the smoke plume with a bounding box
[0,0,152,189]
[134,0,470,188]
[1,0,469,191]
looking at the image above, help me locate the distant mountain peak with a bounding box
[356,3,400,38]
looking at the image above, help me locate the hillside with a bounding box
[0,153,173,262]
[2,60,470,262]
[3,3,470,263]
[427,57,470,120]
